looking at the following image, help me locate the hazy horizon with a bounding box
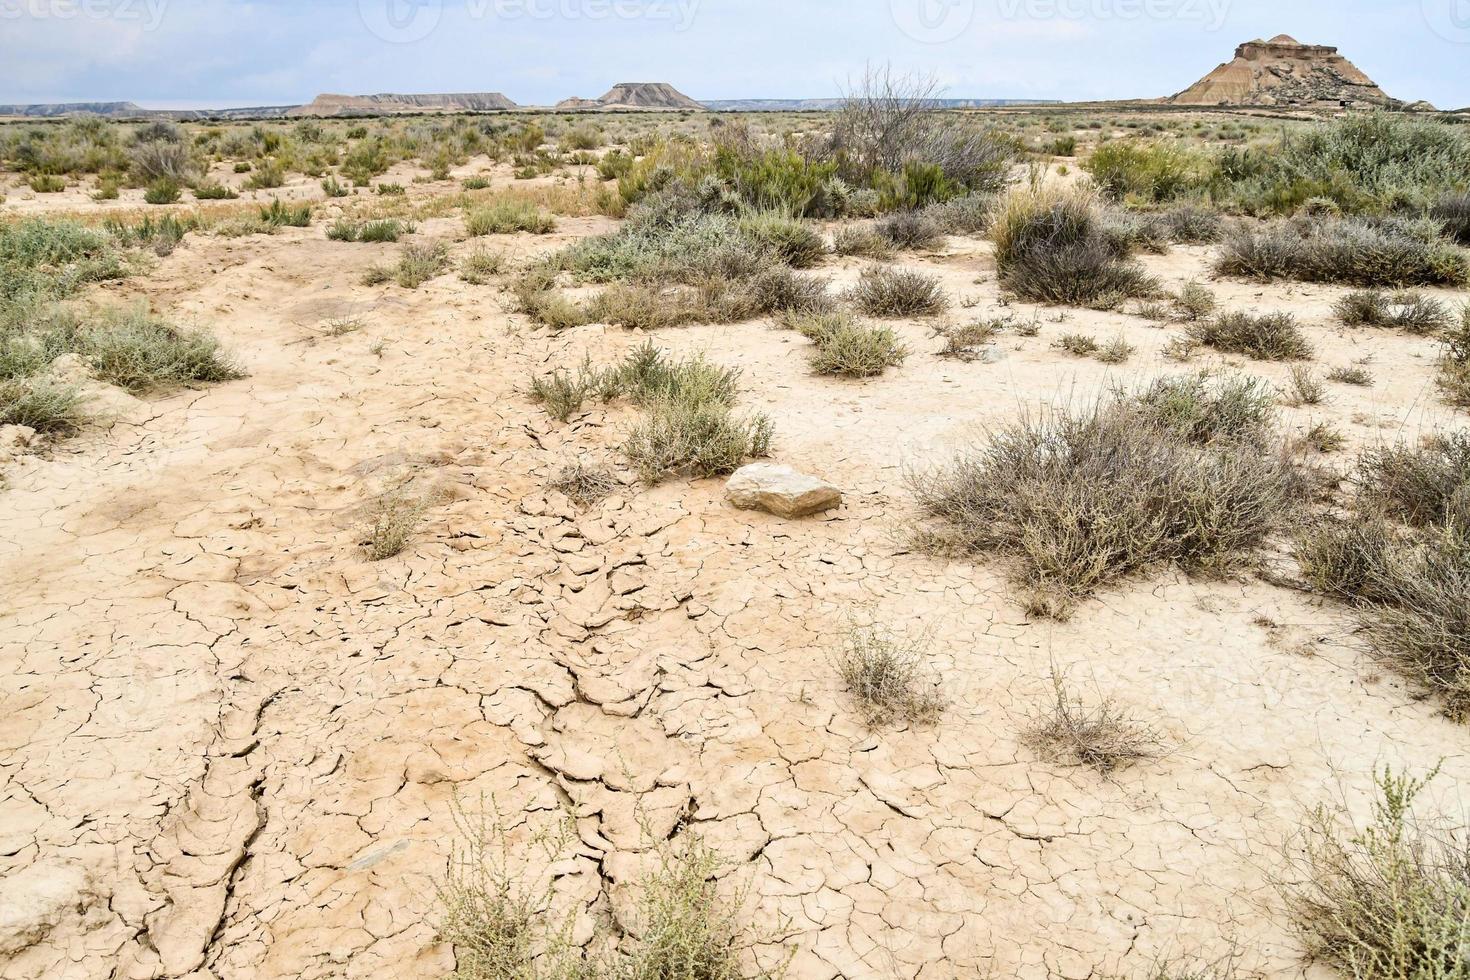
[4,0,1469,109]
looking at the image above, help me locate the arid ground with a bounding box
[3,108,1470,980]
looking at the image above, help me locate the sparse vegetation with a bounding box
[1215,216,1468,287]
[1335,290,1452,334]
[1025,668,1160,773]
[361,486,425,561]
[834,624,944,727]
[990,183,1159,309]
[913,382,1299,616]
[1284,766,1470,980]
[799,315,907,378]
[1190,310,1313,361]
[846,265,947,317]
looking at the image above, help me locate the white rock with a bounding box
[0,861,96,956]
[725,464,842,519]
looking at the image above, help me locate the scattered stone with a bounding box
[724,464,842,519]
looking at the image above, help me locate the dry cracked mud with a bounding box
[3,170,1469,980]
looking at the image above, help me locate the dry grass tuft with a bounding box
[846,265,948,318]
[548,459,620,506]
[834,624,944,728]
[1024,668,1160,774]
[361,486,426,561]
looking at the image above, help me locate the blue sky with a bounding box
[2,0,1467,109]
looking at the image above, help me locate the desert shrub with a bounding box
[800,316,907,378]
[549,459,619,506]
[1433,192,1470,246]
[243,159,286,190]
[28,174,65,193]
[877,211,943,250]
[1085,139,1207,203]
[715,145,844,216]
[129,139,195,183]
[847,265,947,317]
[912,391,1300,616]
[359,219,410,243]
[1025,668,1160,773]
[1359,433,1470,529]
[1215,112,1470,215]
[361,487,425,561]
[1439,305,1470,407]
[528,364,596,421]
[326,219,361,242]
[0,218,123,301]
[1284,766,1470,980]
[439,802,775,980]
[459,247,506,284]
[1053,332,1099,356]
[991,183,1159,308]
[1159,203,1224,244]
[466,199,555,236]
[1096,336,1135,364]
[1190,310,1313,361]
[143,178,181,205]
[1173,281,1217,321]
[1286,366,1326,406]
[395,241,450,288]
[822,66,1017,197]
[934,316,1006,361]
[192,183,238,201]
[834,624,944,727]
[321,175,349,198]
[1328,364,1375,387]
[597,149,634,181]
[921,193,995,235]
[1099,208,1171,255]
[831,226,893,259]
[1296,434,1470,716]
[1215,216,1468,287]
[622,400,771,484]
[1334,289,1452,334]
[1134,372,1278,445]
[736,212,825,268]
[0,378,86,433]
[258,199,311,227]
[53,306,241,393]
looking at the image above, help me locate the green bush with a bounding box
[465,199,555,236]
[258,199,311,227]
[1085,139,1207,203]
[798,315,908,378]
[143,178,182,205]
[1190,310,1313,361]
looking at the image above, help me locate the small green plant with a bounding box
[394,241,450,289]
[1286,366,1326,406]
[934,316,1006,361]
[321,175,349,198]
[465,199,555,236]
[1284,766,1470,980]
[1054,332,1099,356]
[143,178,181,205]
[459,247,506,284]
[800,316,908,378]
[1327,364,1375,387]
[192,182,238,200]
[0,378,86,434]
[259,199,312,228]
[1096,336,1136,364]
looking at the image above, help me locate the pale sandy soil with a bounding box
[2,163,1469,980]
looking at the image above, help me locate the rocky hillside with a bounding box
[557,82,702,111]
[288,92,518,117]
[1169,35,1400,108]
[0,102,145,118]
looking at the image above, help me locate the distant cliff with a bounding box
[1169,35,1402,108]
[556,82,703,111]
[288,92,519,117]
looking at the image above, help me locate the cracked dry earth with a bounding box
[3,196,1470,980]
